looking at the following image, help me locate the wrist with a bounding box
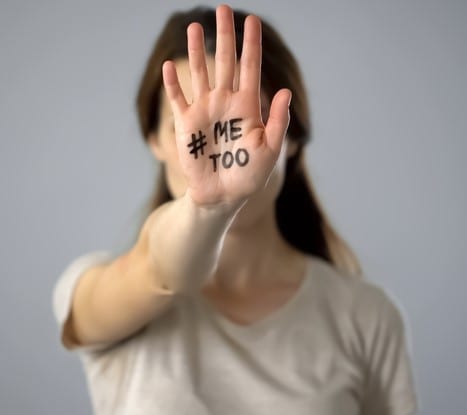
[183,190,247,220]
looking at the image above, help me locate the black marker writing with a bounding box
[209,148,250,171]
[229,118,242,140]
[187,119,249,171]
[222,151,234,168]
[213,118,243,144]
[187,130,207,159]
[235,148,249,166]
[213,122,227,145]
[209,153,222,172]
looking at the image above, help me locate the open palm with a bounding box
[162,5,291,207]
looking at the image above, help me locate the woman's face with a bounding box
[148,57,297,227]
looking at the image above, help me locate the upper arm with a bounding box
[53,248,176,355]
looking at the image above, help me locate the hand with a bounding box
[162,4,291,208]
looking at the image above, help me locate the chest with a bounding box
[84,295,366,415]
[200,280,301,326]
[195,324,364,415]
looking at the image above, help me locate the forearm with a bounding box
[139,192,243,294]
[67,193,241,348]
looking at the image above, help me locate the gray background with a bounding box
[1,0,465,414]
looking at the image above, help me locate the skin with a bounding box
[150,56,297,229]
[148,5,309,322]
[63,4,313,350]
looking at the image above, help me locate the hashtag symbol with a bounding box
[187,130,207,159]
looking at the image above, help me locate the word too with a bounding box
[186,118,250,172]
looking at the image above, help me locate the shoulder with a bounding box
[309,255,408,335]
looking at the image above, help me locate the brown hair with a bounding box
[134,6,363,278]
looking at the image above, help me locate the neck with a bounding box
[211,204,307,295]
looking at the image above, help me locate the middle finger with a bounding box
[215,5,237,90]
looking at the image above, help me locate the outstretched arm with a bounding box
[65,5,291,349]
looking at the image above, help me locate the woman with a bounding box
[52,4,419,415]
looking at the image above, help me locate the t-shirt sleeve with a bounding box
[356,283,420,415]
[52,250,118,354]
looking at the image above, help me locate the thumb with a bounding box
[264,88,292,157]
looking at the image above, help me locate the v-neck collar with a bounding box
[195,255,316,338]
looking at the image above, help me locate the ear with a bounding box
[148,132,166,162]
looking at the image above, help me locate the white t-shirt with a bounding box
[52,251,420,415]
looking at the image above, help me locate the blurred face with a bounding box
[149,57,298,227]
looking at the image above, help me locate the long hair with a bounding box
[134,6,363,278]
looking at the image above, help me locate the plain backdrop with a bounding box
[1,0,466,414]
